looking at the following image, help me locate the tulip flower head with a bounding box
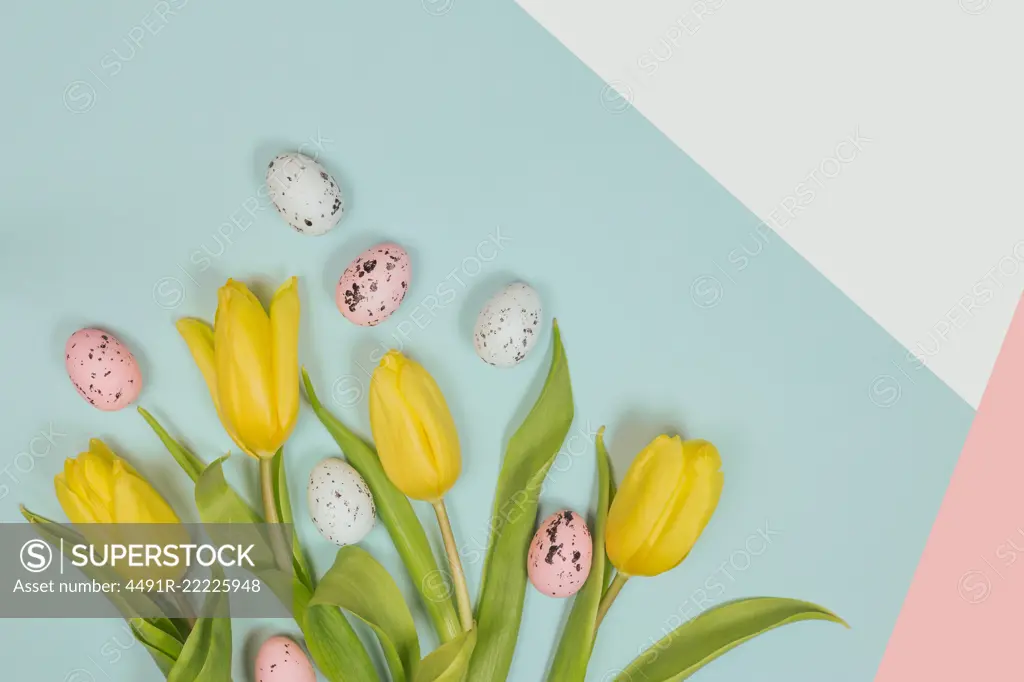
[177,277,300,458]
[369,350,462,502]
[55,439,183,525]
[605,435,723,577]
[54,439,189,581]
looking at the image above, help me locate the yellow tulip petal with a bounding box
[64,456,106,513]
[397,356,461,496]
[269,276,300,444]
[79,450,115,507]
[87,439,116,465]
[55,476,111,524]
[370,357,443,500]
[605,435,685,575]
[176,318,219,409]
[177,317,255,456]
[627,440,722,575]
[215,281,276,456]
[111,460,181,525]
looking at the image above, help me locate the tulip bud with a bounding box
[605,436,723,577]
[369,351,461,501]
[177,277,300,458]
[54,439,189,580]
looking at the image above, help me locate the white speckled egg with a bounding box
[335,242,411,326]
[255,636,316,682]
[65,328,142,411]
[528,510,593,598]
[307,458,375,546]
[473,282,543,367]
[266,152,344,235]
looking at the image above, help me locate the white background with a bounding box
[517,0,1024,407]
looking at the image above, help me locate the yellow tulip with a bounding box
[55,438,183,525]
[369,350,462,502]
[176,277,300,458]
[369,349,474,630]
[605,435,723,577]
[54,439,188,580]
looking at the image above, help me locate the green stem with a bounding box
[259,455,292,575]
[432,499,474,632]
[595,573,630,630]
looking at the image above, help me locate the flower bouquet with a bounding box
[24,267,844,681]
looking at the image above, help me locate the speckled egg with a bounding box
[473,282,543,367]
[307,458,376,546]
[266,152,345,236]
[65,328,142,411]
[528,510,593,598]
[255,636,316,682]
[335,243,411,326]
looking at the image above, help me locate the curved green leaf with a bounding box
[270,448,314,590]
[546,426,611,682]
[602,470,618,596]
[142,412,379,682]
[21,506,193,676]
[615,597,848,681]
[166,574,232,682]
[193,455,378,682]
[467,321,575,682]
[131,618,186,675]
[414,629,477,682]
[302,368,461,644]
[310,546,421,682]
[138,407,206,483]
[20,507,173,622]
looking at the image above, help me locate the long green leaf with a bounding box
[142,411,379,680]
[166,572,232,682]
[546,426,611,681]
[615,597,848,681]
[271,448,314,590]
[138,407,207,483]
[192,455,378,682]
[20,506,171,622]
[466,321,575,681]
[602,468,618,596]
[413,629,477,682]
[302,368,461,644]
[131,618,186,675]
[21,506,195,676]
[310,546,421,682]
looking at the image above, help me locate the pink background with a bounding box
[876,295,1024,679]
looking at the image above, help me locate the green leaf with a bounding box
[413,629,477,682]
[615,597,848,682]
[287,578,375,682]
[310,546,421,682]
[546,427,611,682]
[193,454,304,593]
[21,506,195,677]
[166,573,232,682]
[195,456,378,681]
[20,506,171,622]
[131,618,186,676]
[270,448,314,590]
[602,467,618,596]
[302,368,461,644]
[138,407,206,483]
[466,321,575,682]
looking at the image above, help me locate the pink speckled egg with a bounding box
[335,242,411,326]
[65,329,142,411]
[255,636,316,682]
[528,510,593,598]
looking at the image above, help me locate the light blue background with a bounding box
[0,1,973,680]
